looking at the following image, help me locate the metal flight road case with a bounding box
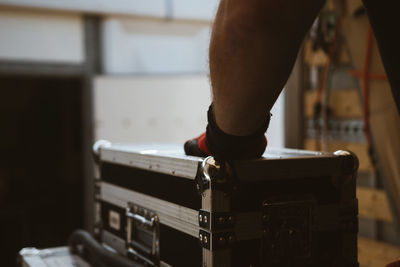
[93,141,359,267]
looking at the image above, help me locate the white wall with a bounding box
[102,17,211,74]
[0,9,84,63]
[0,0,166,18]
[268,91,285,148]
[170,0,218,21]
[97,12,286,149]
[0,0,219,20]
[94,75,211,143]
[94,76,285,148]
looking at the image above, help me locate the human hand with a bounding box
[184,105,269,161]
[184,131,267,160]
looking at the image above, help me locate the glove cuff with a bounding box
[205,104,271,161]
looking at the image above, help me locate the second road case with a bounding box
[93,142,359,267]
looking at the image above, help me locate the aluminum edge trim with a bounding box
[101,182,199,238]
[101,149,201,180]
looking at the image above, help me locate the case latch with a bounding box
[126,203,160,266]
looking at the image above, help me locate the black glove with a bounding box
[184,104,271,162]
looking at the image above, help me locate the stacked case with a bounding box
[93,142,359,267]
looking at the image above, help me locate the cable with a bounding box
[68,229,142,267]
[313,13,340,151]
[362,25,373,150]
[349,25,387,153]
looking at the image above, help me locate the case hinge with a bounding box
[199,229,236,251]
[199,210,235,231]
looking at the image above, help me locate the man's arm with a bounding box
[185,0,326,160]
[210,0,325,136]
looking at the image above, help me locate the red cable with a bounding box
[349,70,387,81]
[349,25,388,150]
[362,25,373,148]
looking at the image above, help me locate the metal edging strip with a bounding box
[101,182,199,238]
[101,148,201,180]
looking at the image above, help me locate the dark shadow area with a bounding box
[0,75,84,266]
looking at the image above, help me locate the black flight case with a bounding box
[93,141,359,267]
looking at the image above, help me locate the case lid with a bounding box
[96,142,357,181]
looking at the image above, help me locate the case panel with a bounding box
[101,162,201,210]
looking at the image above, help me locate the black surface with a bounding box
[229,173,358,267]
[159,224,202,267]
[230,231,347,267]
[363,0,400,113]
[232,239,263,267]
[230,176,339,212]
[100,149,358,266]
[101,163,201,210]
[0,75,85,267]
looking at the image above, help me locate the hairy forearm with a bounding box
[209,0,325,135]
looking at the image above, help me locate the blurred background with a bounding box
[0,0,399,266]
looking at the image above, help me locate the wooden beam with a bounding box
[369,80,400,228]
[357,187,393,223]
[304,90,363,119]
